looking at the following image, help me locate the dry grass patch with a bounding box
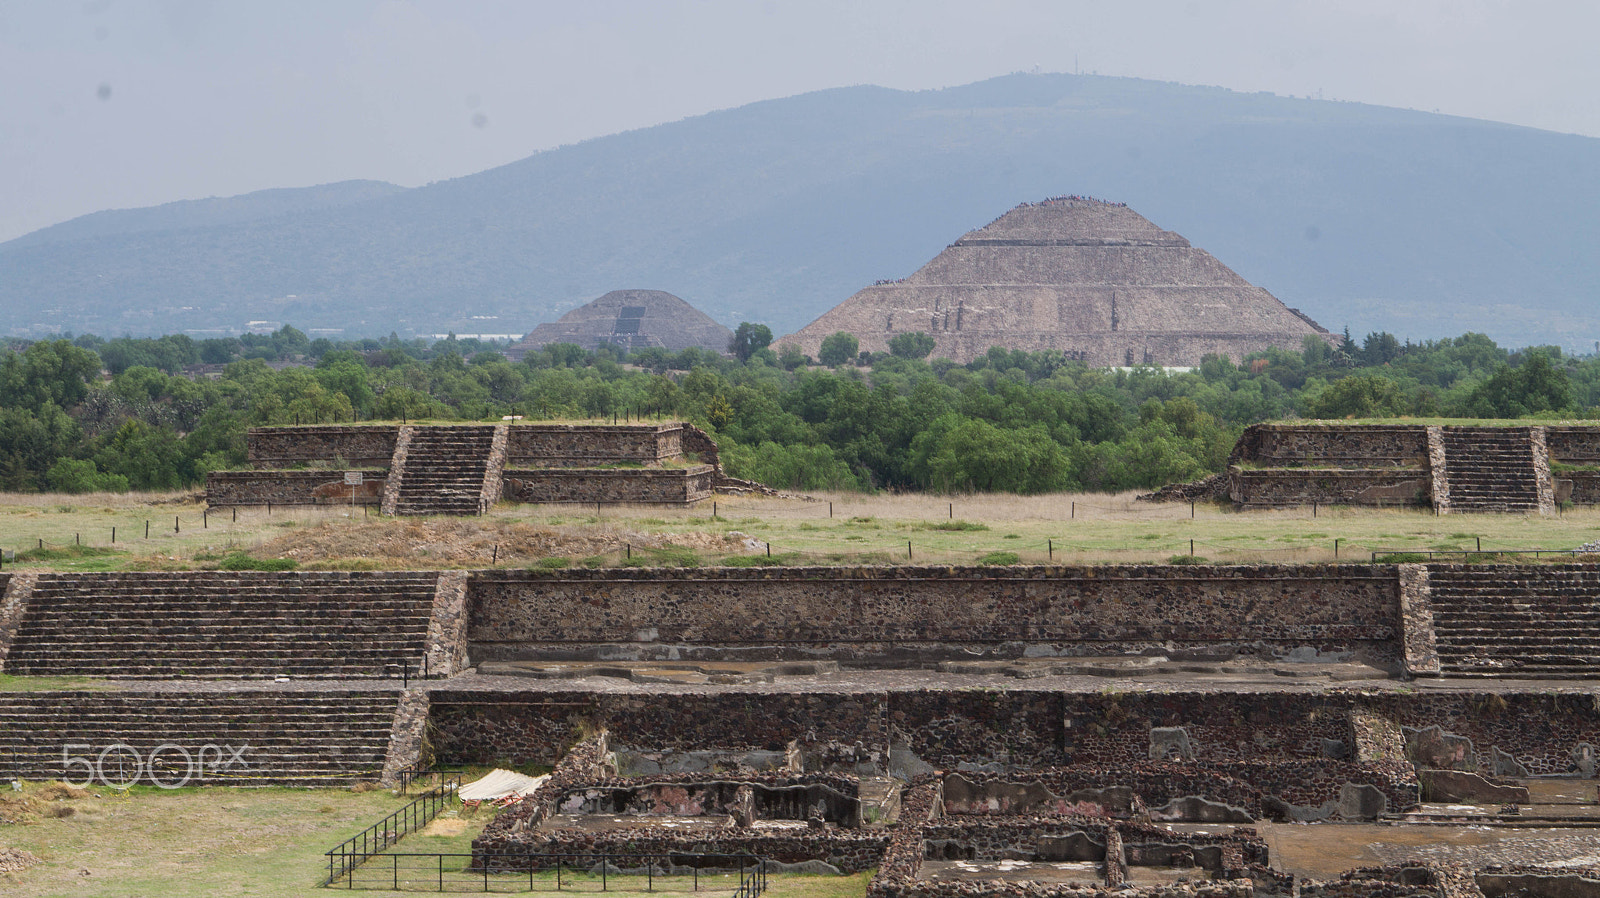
[5,487,1600,569]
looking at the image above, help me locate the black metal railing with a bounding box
[324,776,461,885]
[393,758,436,794]
[325,851,768,894]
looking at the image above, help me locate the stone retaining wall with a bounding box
[501,466,714,505]
[246,425,399,467]
[465,565,1400,664]
[1232,425,1430,466]
[430,688,1600,785]
[1556,472,1600,506]
[505,424,684,467]
[205,470,386,506]
[1545,427,1600,463]
[1229,469,1429,508]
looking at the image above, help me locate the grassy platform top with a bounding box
[0,488,1597,572]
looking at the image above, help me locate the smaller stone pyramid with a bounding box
[507,290,733,359]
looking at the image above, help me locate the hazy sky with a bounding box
[2,0,1594,243]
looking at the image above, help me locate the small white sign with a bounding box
[343,472,364,485]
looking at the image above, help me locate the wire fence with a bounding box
[2,493,1595,571]
[0,500,375,569]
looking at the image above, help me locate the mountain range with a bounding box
[3,73,1597,350]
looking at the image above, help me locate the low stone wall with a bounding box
[245,425,398,467]
[465,565,1401,664]
[1232,424,1430,467]
[1556,472,1600,506]
[205,470,386,506]
[554,775,859,824]
[505,424,684,467]
[1229,469,1429,508]
[431,691,888,769]
[939,761,1415,822]
[1546,427,1600,463]
[500,466,714,505]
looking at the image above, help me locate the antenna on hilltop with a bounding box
[1075,55,1079,75]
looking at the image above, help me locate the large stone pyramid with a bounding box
[507,289,733,359]
[780,197,1329,366]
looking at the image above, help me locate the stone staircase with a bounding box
[1428,566,1600,677]
[1440,427,1542,513]
[2,571,437,678]
[0,691,399,784]
[394,425,497,515]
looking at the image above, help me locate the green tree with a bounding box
[1456,352,1574,417]
[1306,374,1409,419]
[0,340,103,411]
[777,344,808,371]
[888,332,937,360]
[45,457,129,493]
[907,415,1070,493]
[818,332,859,367]
[728,323,773,363]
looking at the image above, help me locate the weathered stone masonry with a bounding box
[209,422,727,510]
[1227,422,1600,514]
[465,564,1400,664]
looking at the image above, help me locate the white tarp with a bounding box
[458,769,549,802]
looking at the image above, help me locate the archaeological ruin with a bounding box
[9,555,1600,893]
[506,289,735,360]
[1217,422,1600,513]
[204,421,755,512]
[780,196,1331,366]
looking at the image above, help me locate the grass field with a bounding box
[0,781,872,898]
[1,489,1598,571]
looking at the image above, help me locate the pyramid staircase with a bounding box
[2,571,437,678]
[0,691,399,784]
[1429,566,1600,677]
[394,425,497,515]
[1439,427,1543,513]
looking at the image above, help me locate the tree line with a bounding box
[0,325,1595,495]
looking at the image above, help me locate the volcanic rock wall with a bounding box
[465,564,1400,664]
